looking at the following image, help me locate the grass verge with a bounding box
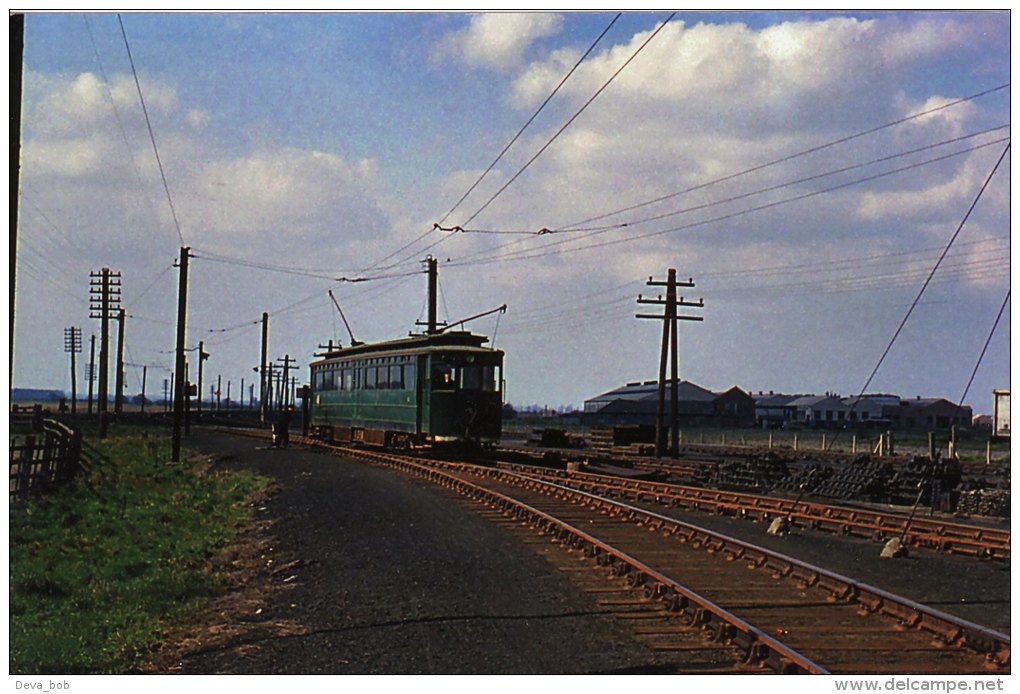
[9,427,272,673]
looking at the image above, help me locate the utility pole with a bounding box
[414,256,446,335]
[427,256,438,334]
[216,374,222,411]
[90,268,121,437]
[114,308,126,415]
[277,354,296,408]
[259,312,269,426]
[637,269,703,458]
[11,13,24,393]
[264,362,275,417]
[197,341,209,420]
[63,326,82,418]
[86,334,96,415]
[171,246,190,463]
[140,365,147,414]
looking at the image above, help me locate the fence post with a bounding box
[18,435,36,496]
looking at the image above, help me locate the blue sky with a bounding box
[13,11,1012,413]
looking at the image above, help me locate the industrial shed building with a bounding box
[884,398,973,431]
[582,381,755,427]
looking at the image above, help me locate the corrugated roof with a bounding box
[586,380,717,404]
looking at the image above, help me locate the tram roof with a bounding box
[311,331,499,364]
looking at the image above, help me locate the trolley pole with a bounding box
[637,269,703,458]
[171,246,191,463]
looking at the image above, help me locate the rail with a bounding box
[496,463,1011,560]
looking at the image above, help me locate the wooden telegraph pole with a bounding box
[89,268,121,437]
[114,308,126,414]
[171,246,190,463]
[276,354,296,408]
[197,341,209,420]
[637,269,703,458]
[63,326,82,418]
[259,312,269,426]
[86,334,96,415]
[415,257,446,335]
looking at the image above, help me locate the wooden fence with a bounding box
[10,410,85,499]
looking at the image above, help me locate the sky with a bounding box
[10,10,1013,414]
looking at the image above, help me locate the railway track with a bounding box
[284,436,1008,675]
[493,462,1011,561]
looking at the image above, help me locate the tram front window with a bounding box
[432,361,500,391]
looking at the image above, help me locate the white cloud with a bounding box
[435,13,563,72]
[186,108,211,129]
[191,148,387,248]
[28,70,179,137]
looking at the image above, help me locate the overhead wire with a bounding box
[132,263,175,308]
[443,128,1009,265]
[371,13,676,280]
[437,13,623,228]
[84,14,165,243]
[845,142,1009,414]
[444,135,1010,268]
[359,14,625,277]
[117,13,185,247]
[459,12,677,230]
[557,82,1010,231]
[543,124,1011,234]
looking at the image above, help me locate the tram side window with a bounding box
[364,366,376,390]
[403,363,416,390]
[341,368,353,391]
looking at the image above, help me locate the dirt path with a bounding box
[163,429,675,674]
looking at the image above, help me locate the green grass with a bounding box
[9,427,271,673]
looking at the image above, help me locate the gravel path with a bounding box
[175,429,681,674]
[169,429,1009,674]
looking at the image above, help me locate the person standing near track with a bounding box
[274,405,294,448]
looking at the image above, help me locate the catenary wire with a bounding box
[117,14,185,247]
[841,142,1009,423]
[557,82,1010,231]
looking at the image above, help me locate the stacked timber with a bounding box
[589,425,656,456]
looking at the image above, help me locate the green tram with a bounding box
[308,331,504,448]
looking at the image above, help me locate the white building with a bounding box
[993,390,1010,438]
